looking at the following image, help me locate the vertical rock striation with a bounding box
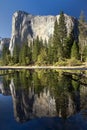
[9,11,78,56]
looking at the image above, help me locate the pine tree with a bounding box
[37,48,47,65]
[48,44,53,64]
[52,11,67,62]
[2,45,10,65]
[64,32,74,58]
[58,11,67,59]
[13,43,20,64]
[2,45,7,65]
[58,11,67,43]
[71,41,79,60]
[83,46,87,61]
[19,42,31,65]
[52,19,59,62]
[47,36,53,64]
[79,11,87,61]
[20,43,27,65]
[32,36,41,63]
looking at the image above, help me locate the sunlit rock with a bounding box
[9,10,78,56]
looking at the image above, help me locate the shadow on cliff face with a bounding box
[22,20,33,41]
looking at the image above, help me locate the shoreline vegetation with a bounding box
[0,65,87,70]
[1,12,87,68]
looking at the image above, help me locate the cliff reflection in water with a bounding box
[0,70,87,123]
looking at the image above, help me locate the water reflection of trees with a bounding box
[0,70,87,122]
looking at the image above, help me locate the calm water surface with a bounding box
[0,69,87,130]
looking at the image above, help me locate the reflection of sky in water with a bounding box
[0,94,87,130]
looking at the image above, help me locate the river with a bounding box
[0,69,87,130]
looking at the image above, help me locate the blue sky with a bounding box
[0,0,87,38]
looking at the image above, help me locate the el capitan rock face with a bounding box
[9,11,78,56]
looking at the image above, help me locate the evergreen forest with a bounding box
[1,11,87,66]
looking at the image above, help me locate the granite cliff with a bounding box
[0,38,10,54]
[9,11,78,56]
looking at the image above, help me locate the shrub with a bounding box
[55,60,67,66]
[67,58,82,66]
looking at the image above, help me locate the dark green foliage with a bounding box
[71,41,79,60]
[37,48,48,65]
[13,43,20,64]
[82,46,87,61]
[58,11,68,59]
[52,31,58,62]
[32,36,41,63]
[79,11,87,61]
[72,80,80,91]
[19,43,27,65]
[2,46,7,65]
[1,11,84,66]
[52,19,60,62]
[19,42,31,65]
[63,32,74,58]
[52,11,68,62]
[32,71,42,94]
[47,44,54,64]
[2,45,10,65]
[58,11,67,42]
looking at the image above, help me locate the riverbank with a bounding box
[0,65,87,70]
